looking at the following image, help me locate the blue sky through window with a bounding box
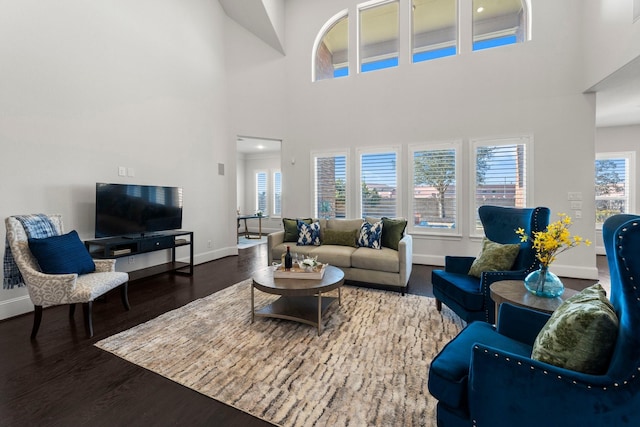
[333,67,348,78]
[361,57,398,73]
[473,35,517,51]
[413,46,457,63]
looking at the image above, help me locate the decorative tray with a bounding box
[273,263,327,279]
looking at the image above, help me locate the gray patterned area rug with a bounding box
[95,280,464,426]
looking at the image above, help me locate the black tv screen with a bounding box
[95,183,183,238]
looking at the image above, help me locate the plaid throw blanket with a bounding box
[3,214,59,289]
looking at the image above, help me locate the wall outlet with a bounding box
[207,240,212,249]
[128,256,135,264]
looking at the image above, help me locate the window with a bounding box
[595,152,636,228]
[313,10,349,81]
[359,148,399,217]
[273,171,282,217]
[255,171,267,214]
[359,0,399,73]
[412,0,457,63]
[472,136,530,232]
[472,0,528,51]
[410,142,460,232]
[313,153,348,219]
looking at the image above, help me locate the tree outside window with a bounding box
[595,153,635,227]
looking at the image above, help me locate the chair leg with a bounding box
[120,282,130,311]
[31,305,43,339]
[83,302,94,338]
[436,299,442,312]
[69,303,76,318]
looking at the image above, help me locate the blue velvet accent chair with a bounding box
[432,205,551,323]
[427,214,640,426]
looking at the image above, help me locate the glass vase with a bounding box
[524,265,564,298]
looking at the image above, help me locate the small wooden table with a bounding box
[490,280,579,323]
[237,214,268,240]
[251,265,345,335]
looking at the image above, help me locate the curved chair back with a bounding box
[603,214,640,382]
[479,205,550,272]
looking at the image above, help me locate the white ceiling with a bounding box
[237,137,281,154]
[591,55,640,128]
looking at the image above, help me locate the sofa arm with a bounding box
[267,231,285,266]
[444,256,476,274]
[398,234,413,287]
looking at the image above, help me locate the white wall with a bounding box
[0,0,236,319]
[267,0,597,279]
[583,0,640,88]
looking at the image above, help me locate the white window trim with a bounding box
[272,169,282,218]
[357,0,400,74]
[408,140,462,236]
[469,135,533,238]
[595,151,636,230]
[310,150,351,218]
[311,9,348,82]
[356,145,402,219]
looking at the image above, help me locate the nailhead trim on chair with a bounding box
[471,220,640,408]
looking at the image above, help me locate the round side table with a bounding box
[489,280,578,323]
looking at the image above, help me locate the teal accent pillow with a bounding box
[357,221,383,249]
[28,230,96,275]
[283,218,311,242]
[297,220,321,246]
[531,284,618,374]
[322,228,358,247]
[381,217,407,250]
[467,238,520,278]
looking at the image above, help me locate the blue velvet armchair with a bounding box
[432,205,551,323]
[427,214,640,426]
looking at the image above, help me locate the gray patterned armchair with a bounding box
[5,214,130,338]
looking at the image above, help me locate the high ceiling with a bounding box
[223,1,640,128]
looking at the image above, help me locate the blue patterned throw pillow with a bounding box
[297,220,321,246]
[357,221,383,249]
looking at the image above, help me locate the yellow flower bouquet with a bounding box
[516,213,591,297]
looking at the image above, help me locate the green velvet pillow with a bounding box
[322,228,358,247]
[531,284,618,374]
[467,238,520,278]
[381,217,407,251]
[283,218,312,242]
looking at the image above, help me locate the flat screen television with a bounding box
[95,183,183,238]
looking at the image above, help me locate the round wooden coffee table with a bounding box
[251,265,345,335]
[490,280,579,323]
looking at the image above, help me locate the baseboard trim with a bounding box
[0,295,33,321]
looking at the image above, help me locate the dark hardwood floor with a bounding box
[0,244,603,426]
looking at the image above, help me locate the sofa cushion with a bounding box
[309,245,356,268]
[283,218,312,242]
[431,270,485,311]
[357,221,383,249]
[531,283,618,374]
[351,247,399,273]
[429,321,533,410]
[381,217,407,250]
[296,220,321,246]
[322,228,358,247]
[468,238,520,278]
[327,218,363,231]
[28,230,96,275]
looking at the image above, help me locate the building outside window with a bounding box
[359,0,399,73]
[412,0,457,63]
[314,153,348,219]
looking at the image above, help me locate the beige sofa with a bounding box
[267,218,413,293]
